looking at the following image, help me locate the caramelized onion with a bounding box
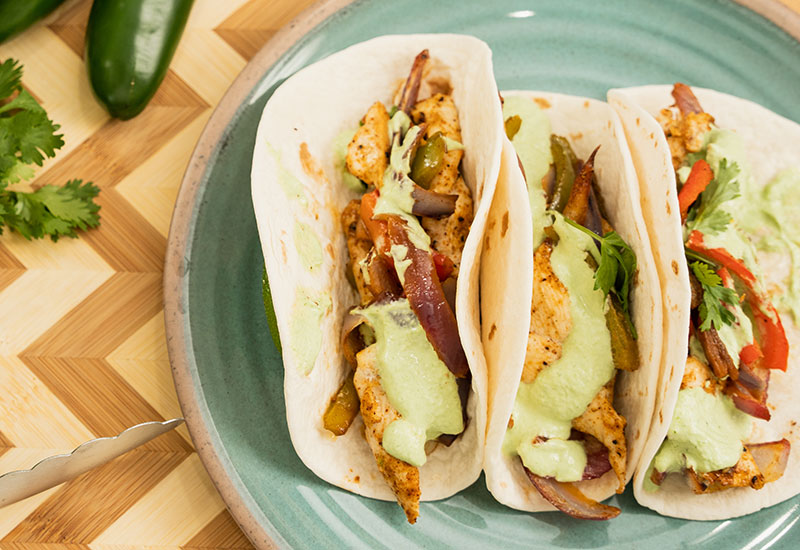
[672,83,704,115]
[398,50,429,114]
[340,310,368,367]
[562,147,599,227]
[385,215,469,377]
[748,439,790,483]
[725,378,771,421]
[411,186,458,217]
[524,466,621,520]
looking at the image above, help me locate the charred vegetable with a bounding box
[323,372,360,436]
[549,135,578,212]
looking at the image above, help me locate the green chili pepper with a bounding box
[85,0,195,120]
[411,131,446,189]
[0,0,65,44]
[549,134,578,212]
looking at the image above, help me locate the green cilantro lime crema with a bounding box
[332,128,365,192]
[500,97,615,482]
[645,387,752,492]
[349,110,463,466]
[373,111,432,252]
[289,288,331,375]
[502,96,553,249]
[354,298,463,467]
[738,166,800,322]
[265,141,307,205]
[294,221,323,272]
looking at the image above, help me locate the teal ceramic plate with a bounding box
[164,0,800,548]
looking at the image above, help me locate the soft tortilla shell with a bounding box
[251,35,503,501]
[609,85,800,520]
[482,92,662,511]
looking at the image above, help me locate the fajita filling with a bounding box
[647,83,790,494]
[501,96,640,520]
[322,50,473,524]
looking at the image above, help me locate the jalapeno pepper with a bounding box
[410,132,446,189]
[549,135,577,212]
[0,0,64,44]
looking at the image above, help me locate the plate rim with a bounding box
[162,1,800,548]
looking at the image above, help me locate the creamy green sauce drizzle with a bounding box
[502,96,553,249]
[293,221,323,272]
[355,299,463,466]
[500,97,614,480]
[332,128,364,192]
[739,167,800,321]
[265,141,307,205]
[289,288,330,375]
[646,387,751,491]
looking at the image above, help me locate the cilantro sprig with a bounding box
[686,158,740,236]
[690,261,739,331]
[563,217,638,337]
[0,59,100,241]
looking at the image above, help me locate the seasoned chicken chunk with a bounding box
[341,199,375,305]
[681,355,719,394]
[413,94,473,274]
[656,108,715,171]
[687,449,764,493]
[572,380,627,492]
[346,101,390,188]
[522,240,572,383]
[353,345,421,523]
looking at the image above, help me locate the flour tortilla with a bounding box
[609,85,800,519]
[251,35,503,501]
[481,92,662,511]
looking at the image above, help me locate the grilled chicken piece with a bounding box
[342,199,375,305]
[681,355,720,394]
[353,345,421,523]
[346,101,390,188]
[572,380,627,492]
[523,240,572,383]
[687,449,764,493]
[656,107,715,171]
[412,94,473,275]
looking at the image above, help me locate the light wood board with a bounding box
[0,0,313,546]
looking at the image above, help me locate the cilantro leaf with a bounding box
[563,217,638,338]
[0,59,100,241]
[688,158,740,235]
[0,59,23,100]
[0,180,100,241]
[690,261,739,331]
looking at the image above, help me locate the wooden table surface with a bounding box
[0,0,314,547]
[0,0,798,548]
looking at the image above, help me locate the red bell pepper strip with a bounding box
[687,230,788,371]
[686,231,757,286]
[753,304,789,372]
[678,160,713,222]
[432,251,454,281]
[360,191,389,255]
[739,342,762,367]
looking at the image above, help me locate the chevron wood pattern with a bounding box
[0,0,314,546]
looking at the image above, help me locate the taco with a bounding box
[481,92,662,519]
[609,84,800,519]
[251,35,503,523]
